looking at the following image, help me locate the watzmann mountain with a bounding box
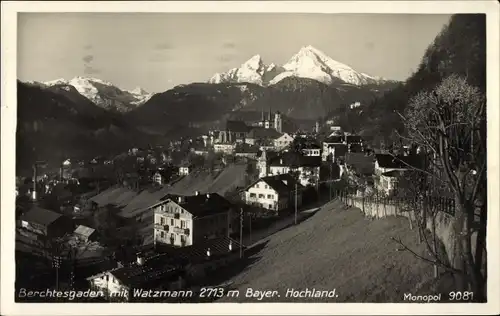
[208,45,390,86]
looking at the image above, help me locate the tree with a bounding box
[399,74,486,300]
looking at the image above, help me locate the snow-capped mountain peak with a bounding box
[242,54,264,70]
[209,54,270,85]
[35,76,153,112]
[208,45,389,86]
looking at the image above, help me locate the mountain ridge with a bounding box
[27,76,154,113]
[209,45,393,87]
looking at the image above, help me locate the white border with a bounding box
[1,1,499,315]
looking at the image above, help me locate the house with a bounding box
[274,133,295,150]
[322,135,346,161]
[374,154,412,176]
[301,143,322,157]
[234,144,260,159]
[19,206,73,238]
[74,225,97,242]
[152,192,235,247]
[152,169,169,185]
[87,255,185,302]
[213,143,235,154]
[243,174,303,216]
[260,151,322,187]
[192,147,209,156]
[245,127,281,147]
[378,170,405,196]
[87,237,244,302]
[178,163,194,176]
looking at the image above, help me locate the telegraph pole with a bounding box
[239,208,243,258]
[52,255,62,290]
[294,182,298,225]
[329,163,333,200]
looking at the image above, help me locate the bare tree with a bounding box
[397,74,486,300]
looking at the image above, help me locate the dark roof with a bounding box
[346,135,363,144]
[375,154,423,169]
[302,143,321,150]
[225,120,249,133]
[247,174,303,195]
[109,259,181,289]
[324,136,345,144]
[247,127,281,139]
[235,143,260,154]
[345,153,375,174]
[21,206,63,227]
[381,170,406,177]
[161,193,232,218]
[348,143,364,153]
[269,151,321,168]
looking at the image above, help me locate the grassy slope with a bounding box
[219,200,454,302]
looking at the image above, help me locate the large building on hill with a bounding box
[152,192,236,247]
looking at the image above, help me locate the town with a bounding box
[11,11,488,305]
[16,109,429,302]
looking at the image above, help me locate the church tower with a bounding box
[257,149,269,178]
[274,111,282,133]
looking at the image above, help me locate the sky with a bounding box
[17,13,452,93]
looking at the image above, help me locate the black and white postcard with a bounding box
[1,1,499,315]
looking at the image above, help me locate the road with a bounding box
[241,205,323,248]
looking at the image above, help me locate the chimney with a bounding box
[195,191,200,196]
[136,253,145,266]
[280,159,283,165]
[178,196,183,203]
[206,248,211,257]
[206,193,210,199]
[229,240,233,251]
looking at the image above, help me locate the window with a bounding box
[258,194,265,198]
[160,231,165,238]
[267,194,273,199]
[181,235,186,243]
[250,193,256,198]
[171,218,175,226]
[181,220,185,228]
[265,184,269,189]
[160,217,165,225]
[255,183,259,188]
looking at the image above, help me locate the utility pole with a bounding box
[294,182,298,225]
[329,163,333,200]
[52,255,62,291]
[239,208,243,259]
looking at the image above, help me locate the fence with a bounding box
[333,189,455,217]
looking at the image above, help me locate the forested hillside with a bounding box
[330,14,486,145]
